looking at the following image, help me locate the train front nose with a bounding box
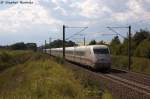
[93,47,111,70]
[94,54,111,69]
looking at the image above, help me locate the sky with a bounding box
[0,0,150,46]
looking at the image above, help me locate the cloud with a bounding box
[68,0,112,19]
[79,0,112,19]
[54,6,68,16]
[0,0,62,33]
[112,0,150,22]
[0,0,150,45]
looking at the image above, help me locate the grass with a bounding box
[0,60,86,98]
[0,52,85,98]
[112,55,150,74]
[0,50,114,99]
[0,50,50,71]
[102,90,113,99]
[56,59,114,99]
[0,50,33,70]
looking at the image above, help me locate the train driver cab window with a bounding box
[93,48,109,54]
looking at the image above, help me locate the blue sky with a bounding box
[0,0,150,46]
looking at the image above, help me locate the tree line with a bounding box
[110,29,150,58]
[44,39,77,48]
[0,42,37,51]
[1,29,149,59]
[87,29,150,59]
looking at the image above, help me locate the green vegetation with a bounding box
[65,66,103,98]
[45,39,77,49]
[0,51,84,98]
[102,90,113,99]
[112,56,150,74]
[0,60,84,98]
[0,50,34,71]
[110,29,150,58]
[110,29,150,74]
[0,42,37,51]
[89,40,97,45]
[0,51,113,99]
[134,39,150,58]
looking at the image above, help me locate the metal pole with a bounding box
[84,36,85,46]
[45,40,46,53]
[107,26,132,71]
[49,37,51,56]
[42,45,43,53]
[128,26,131,71]
[63,25,65,60]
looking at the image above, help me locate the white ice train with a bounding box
[44,45,111,70]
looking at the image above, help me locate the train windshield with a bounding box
[93,48,109,54]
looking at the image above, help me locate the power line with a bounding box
[107,26,129,28]
[65,26,88,28]
[62,25,88,59]
[66,27,88,40]
[106,27,126,38]
[106,26,132,71]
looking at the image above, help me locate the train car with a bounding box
[45,45,111,71]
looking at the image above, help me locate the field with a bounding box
[0,50,113,99]
[112,56,150,74]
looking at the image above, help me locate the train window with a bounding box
[66,50,73,54]
[76,51,84,56]
[70,51,73,54]
[93,48,109,54]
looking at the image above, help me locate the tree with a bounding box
[97,40,105,45]
[133,29,150,46]
[89,40,97,45]
[49,39,63,48]
[119,37,136,56]
[119,38,128,55]
[110,36,121,55]
[10,42,27,50]
[45,39,77,48]
[9,42,37,51]
[65,40,77,47]
[134,39,150,58]
[26,43,37,51]
[110,36,121,45]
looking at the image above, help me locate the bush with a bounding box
[0,59,87,98]
[0,51,45,71]
[134,39,150,58]
[112,56,128,70]
[112,56,150,74]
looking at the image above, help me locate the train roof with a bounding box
[82,45,108,48]
[50,45,108,50]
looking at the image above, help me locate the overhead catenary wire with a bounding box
[66,27,88,40]
[107,27,126,38]
[106,26,132,71]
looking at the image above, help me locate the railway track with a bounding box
[98,73,150,99]
[65,61,150,99]
[103,74,150,95]
[110,69,150,87]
